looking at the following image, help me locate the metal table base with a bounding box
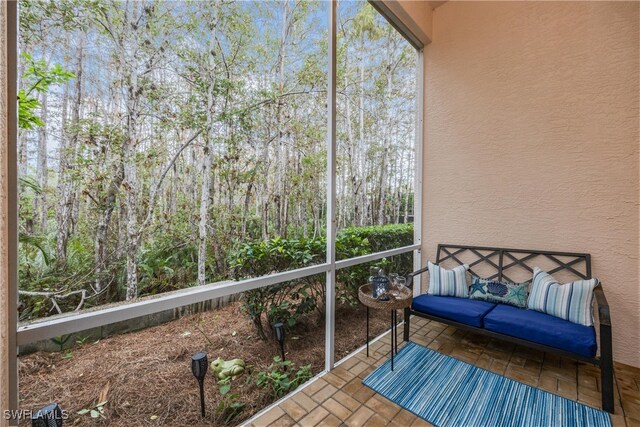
[366,307,400,370]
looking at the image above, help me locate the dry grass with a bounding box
[18,301,394,426]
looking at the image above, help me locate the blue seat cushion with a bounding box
[484,304,597,358]
[411,295,497,328]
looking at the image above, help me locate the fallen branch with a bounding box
[19,285,108,314]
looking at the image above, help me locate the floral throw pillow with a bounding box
[469,276,530,308]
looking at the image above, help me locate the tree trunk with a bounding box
[123,3,141,300]
[344,71,359,227]
[124,98,140,300]
[17,47,28,181]
[241,183,253,241]
[274,0,290,238]
[197,6,219,287]
[403,150,410,223]
[358,37,368,227]
[377,44,394,225]
[35,90,48,232]
[116,197,127,260]
[94,163,124,293]
[197,139,213,286]
[56,37,83,267]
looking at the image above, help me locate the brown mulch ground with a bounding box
[18,301,395,426]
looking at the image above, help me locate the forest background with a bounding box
[17,0,416,322]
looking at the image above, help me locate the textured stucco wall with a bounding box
[423,1,640,366]
[394,0,434,43]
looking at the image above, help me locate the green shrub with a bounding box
[137,238,199,296]
[228,237,324,338]
[228,223,414,337]
[254,356,312,399]
[336,223,414,303]
[339,223,414,253]
[216,377,245,424]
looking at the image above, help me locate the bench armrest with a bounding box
[406,266,429,290]
[594,284,611,326]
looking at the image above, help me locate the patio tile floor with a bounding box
[244,317,640,427]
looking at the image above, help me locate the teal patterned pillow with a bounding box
[469,276,530,308]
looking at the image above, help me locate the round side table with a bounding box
[358,284,412,371]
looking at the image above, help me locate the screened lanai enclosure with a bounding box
[1,1,638,427]
[4,0,422,425]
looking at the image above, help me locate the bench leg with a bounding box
[601,357,614,413]
[403,308,410,342]
[600,323,614,413]
[600,325,614,414]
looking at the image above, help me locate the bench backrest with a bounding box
[435,244,592,283]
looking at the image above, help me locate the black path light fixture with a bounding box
[191,352,208,418]
[273,322,286,362]
[31,403,63,427]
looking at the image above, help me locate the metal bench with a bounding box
[403,244,614,413]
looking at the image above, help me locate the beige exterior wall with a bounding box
[422,1,639,366]
[387,0,434,44]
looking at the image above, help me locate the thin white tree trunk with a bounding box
[198,140,213,286]
[94,163,123,292]
[124,90,140,300]
[274,0,291,237]
[35,91,48,231]
[198,5,219,287]
[403,150,410,223]
[56,37,83,266]
[344,72,358,226]
[358,39,368,226]
[377,44,394,225]
[124,2,141,300]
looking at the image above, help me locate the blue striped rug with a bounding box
[362,341,611,427]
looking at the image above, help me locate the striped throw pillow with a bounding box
[427,261,469,297]
[527,267,599,326]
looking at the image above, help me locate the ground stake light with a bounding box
[31,403,63,427]
[273,322,286,362]
[191,352,208,418]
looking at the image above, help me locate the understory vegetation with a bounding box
[231,223,413,338]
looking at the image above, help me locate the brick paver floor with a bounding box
[244,316,640,427]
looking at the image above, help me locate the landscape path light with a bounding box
[191,352,208,418]
[31,403,63,427]
[273,322,286,362]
